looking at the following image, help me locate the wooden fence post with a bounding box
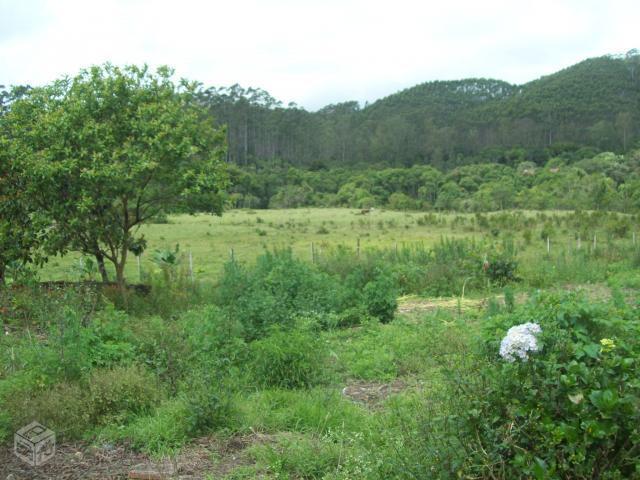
[189,250,194,281]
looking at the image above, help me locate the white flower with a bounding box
[499,322,542,362]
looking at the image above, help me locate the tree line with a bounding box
[201,51,640,169]
[225,149,640,213]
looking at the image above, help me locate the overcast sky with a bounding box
[1,0,638,110]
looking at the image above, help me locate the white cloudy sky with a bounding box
[0,0,638,110]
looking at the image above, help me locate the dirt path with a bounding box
[396,283,622,317]
[1,433,275,480]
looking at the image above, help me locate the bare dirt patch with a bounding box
[1,442,148,480]
[341,379,407,408]
[397,295,480,315]
[0,433,276,480]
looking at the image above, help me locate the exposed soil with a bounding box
[396,296,484,315]
[341,379,407,408]
[395,282,624,318]
[0,433,275,480]
[1,441,148,480]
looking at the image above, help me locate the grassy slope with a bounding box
[38,208,591,283]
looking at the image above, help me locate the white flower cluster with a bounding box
[499,322,542,362]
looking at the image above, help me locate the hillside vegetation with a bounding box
[202,51,640,169]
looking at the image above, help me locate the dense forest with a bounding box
[200,51,640,170]
[223,151,640,212]
[191,50,640,213]
[3,52,640,216]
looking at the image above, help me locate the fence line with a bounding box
[127,229,640,282]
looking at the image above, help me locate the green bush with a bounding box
[181,373,237,436]
[216,249,365,338]
[133,315,188,393]
[388,192,419,210]
[176,305,247,371]
[249,326,327,389]
[88,365,160,426]
[439,293,640,478]
[250,433,343,479]
[234,388,369,434]
[484,257,520,286]
[107,398,192,454]
[0,381,91,442]
[362,271,398,323]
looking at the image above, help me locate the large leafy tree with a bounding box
[5,64,228,286]
[0,85,47,285]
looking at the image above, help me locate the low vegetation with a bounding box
[2,211,640,478]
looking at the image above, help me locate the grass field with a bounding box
[40,208,482,282]
[39,207,604,283]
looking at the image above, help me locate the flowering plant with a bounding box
[499,322,542,362]
[599,337,615,353]
[465,292,640,478]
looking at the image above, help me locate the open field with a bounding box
[38,207,631,283]
[40,208,477,282]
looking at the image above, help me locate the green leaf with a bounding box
[589,389,618,413]
[582,343,600,359]
[532,457,548,480]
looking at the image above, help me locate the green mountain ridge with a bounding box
[198,51,640,168]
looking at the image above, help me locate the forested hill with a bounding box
[199,51,640,169]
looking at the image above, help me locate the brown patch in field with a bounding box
[0,434,276,480]
[397,296,484,315]
[179,433,276,478]
[0,442,148,480]
[341,379,406,407]
[561,283,612,301]
[397,292,532,317]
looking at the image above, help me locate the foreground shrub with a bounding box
[250,433,343,479]
[88,365,161,426]
[0,381,90,442]
[235,388,369,434]
[106,398,192,454]
[216,250,368,338]
[180,371,237,436]
[484,256,520,286]
[249,326,327,389]
[362,271,398,324]
[440,293,640,479]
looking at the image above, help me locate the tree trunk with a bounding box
[0,263,5,286]
[115,248,128,289]
[95,252,109,283]
[115,261,126,288]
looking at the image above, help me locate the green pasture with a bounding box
[38,207,635,284]
[39,208,475,282]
